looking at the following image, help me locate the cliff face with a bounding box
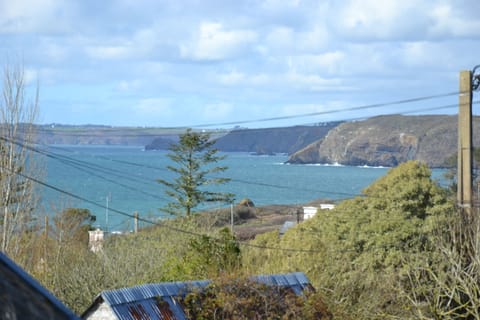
[287,115,478,168]
[212,123,341,155]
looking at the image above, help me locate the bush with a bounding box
[182,275,332,320]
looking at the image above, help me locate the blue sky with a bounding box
[1,0,480,128]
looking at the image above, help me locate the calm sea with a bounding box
[40,145,446,231]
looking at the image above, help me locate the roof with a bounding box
[280,220,297,235]
[82,272,311,320]
[0,251,79,320]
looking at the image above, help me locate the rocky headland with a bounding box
[286,114,477,168]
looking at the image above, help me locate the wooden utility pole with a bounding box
[458,70,473,212]
[134,212,138,233]
[44,216,48,256]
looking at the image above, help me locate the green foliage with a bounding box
[163,227,241,280]
[444,147,480,194]
[158,129,234,216]
[53,208,95,245]
[10,159,463,318]
[182,275,332,320]
[404,212,480,319]
[243,161,455,319]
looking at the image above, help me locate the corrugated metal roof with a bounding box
[255,272,311,295]
[87,272,311,320]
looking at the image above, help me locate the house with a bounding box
[303,204,335,220]
[0,251,79,320]
[81,272,312,320]
[88,229,105,253]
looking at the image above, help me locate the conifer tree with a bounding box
[158,129,234,216]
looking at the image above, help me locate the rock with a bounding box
[287,115,480,168]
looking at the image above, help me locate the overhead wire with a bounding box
[3,96,463,211]
[12,90,462,139]
[11,94,466,205]
[24,138,365,199]
[0,136,172,202]
[176,91,462,128]
[0,91,469,253]
[0,162,326,253]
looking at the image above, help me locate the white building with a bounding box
[302,204,335,220]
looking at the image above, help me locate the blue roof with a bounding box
[83,272,311,320]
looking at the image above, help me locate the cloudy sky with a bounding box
[1,0,479,128]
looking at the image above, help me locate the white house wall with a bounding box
[82,302,116,320]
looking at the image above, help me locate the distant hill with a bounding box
[211,123,342,155]
[33,124,183,146]
[144,123,342,154]
[33,115,473,169]
[287,115,477,168]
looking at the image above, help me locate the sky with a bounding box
[1,0,480,128]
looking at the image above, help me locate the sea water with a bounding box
[39,145,446,231]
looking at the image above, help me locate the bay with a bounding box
[40,145,446,231]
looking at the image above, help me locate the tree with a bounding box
[52,208,96,245]
[158,129,234,216]
[0,62,40,255]
[243,161,454,319]
[163,227,241,280]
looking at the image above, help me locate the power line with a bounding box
[185,91,462,128]
[25,139,364,200]
[3,96,463,209]
[0,136,172,202]
[8,90,463,135]
[1,163,324,253]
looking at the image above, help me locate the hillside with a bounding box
[144,123,341,154]
[287,114,478,168]
[33,124,184,146]
[211,123,341,154]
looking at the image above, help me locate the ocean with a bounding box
[40,145,446,231]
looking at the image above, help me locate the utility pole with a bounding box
[458,65,480,213]
[44,216,48,265]
[230,204,234,232]
[134,211,138,233]
[458,70,473,212]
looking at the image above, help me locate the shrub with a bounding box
[182,275,332,320]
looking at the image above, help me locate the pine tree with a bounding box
[158,129,234,216]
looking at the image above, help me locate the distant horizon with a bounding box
[33,112,460,130]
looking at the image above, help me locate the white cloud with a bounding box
[117,80,142,92]
[428,3,480,38]
[134,98,173,115]
[265,26,295,52]
[286,72,343,92]
[0,0,73,33]
[263,25,329,55]
[218,70,270,86]
[2,0,479,127]
[331,0,480,41]
[23,68,38,85]
[180,22,257,60]
[287,51,346,75]
[85,44,133,60]
[332,0,427,41]
[218,70,246,85]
